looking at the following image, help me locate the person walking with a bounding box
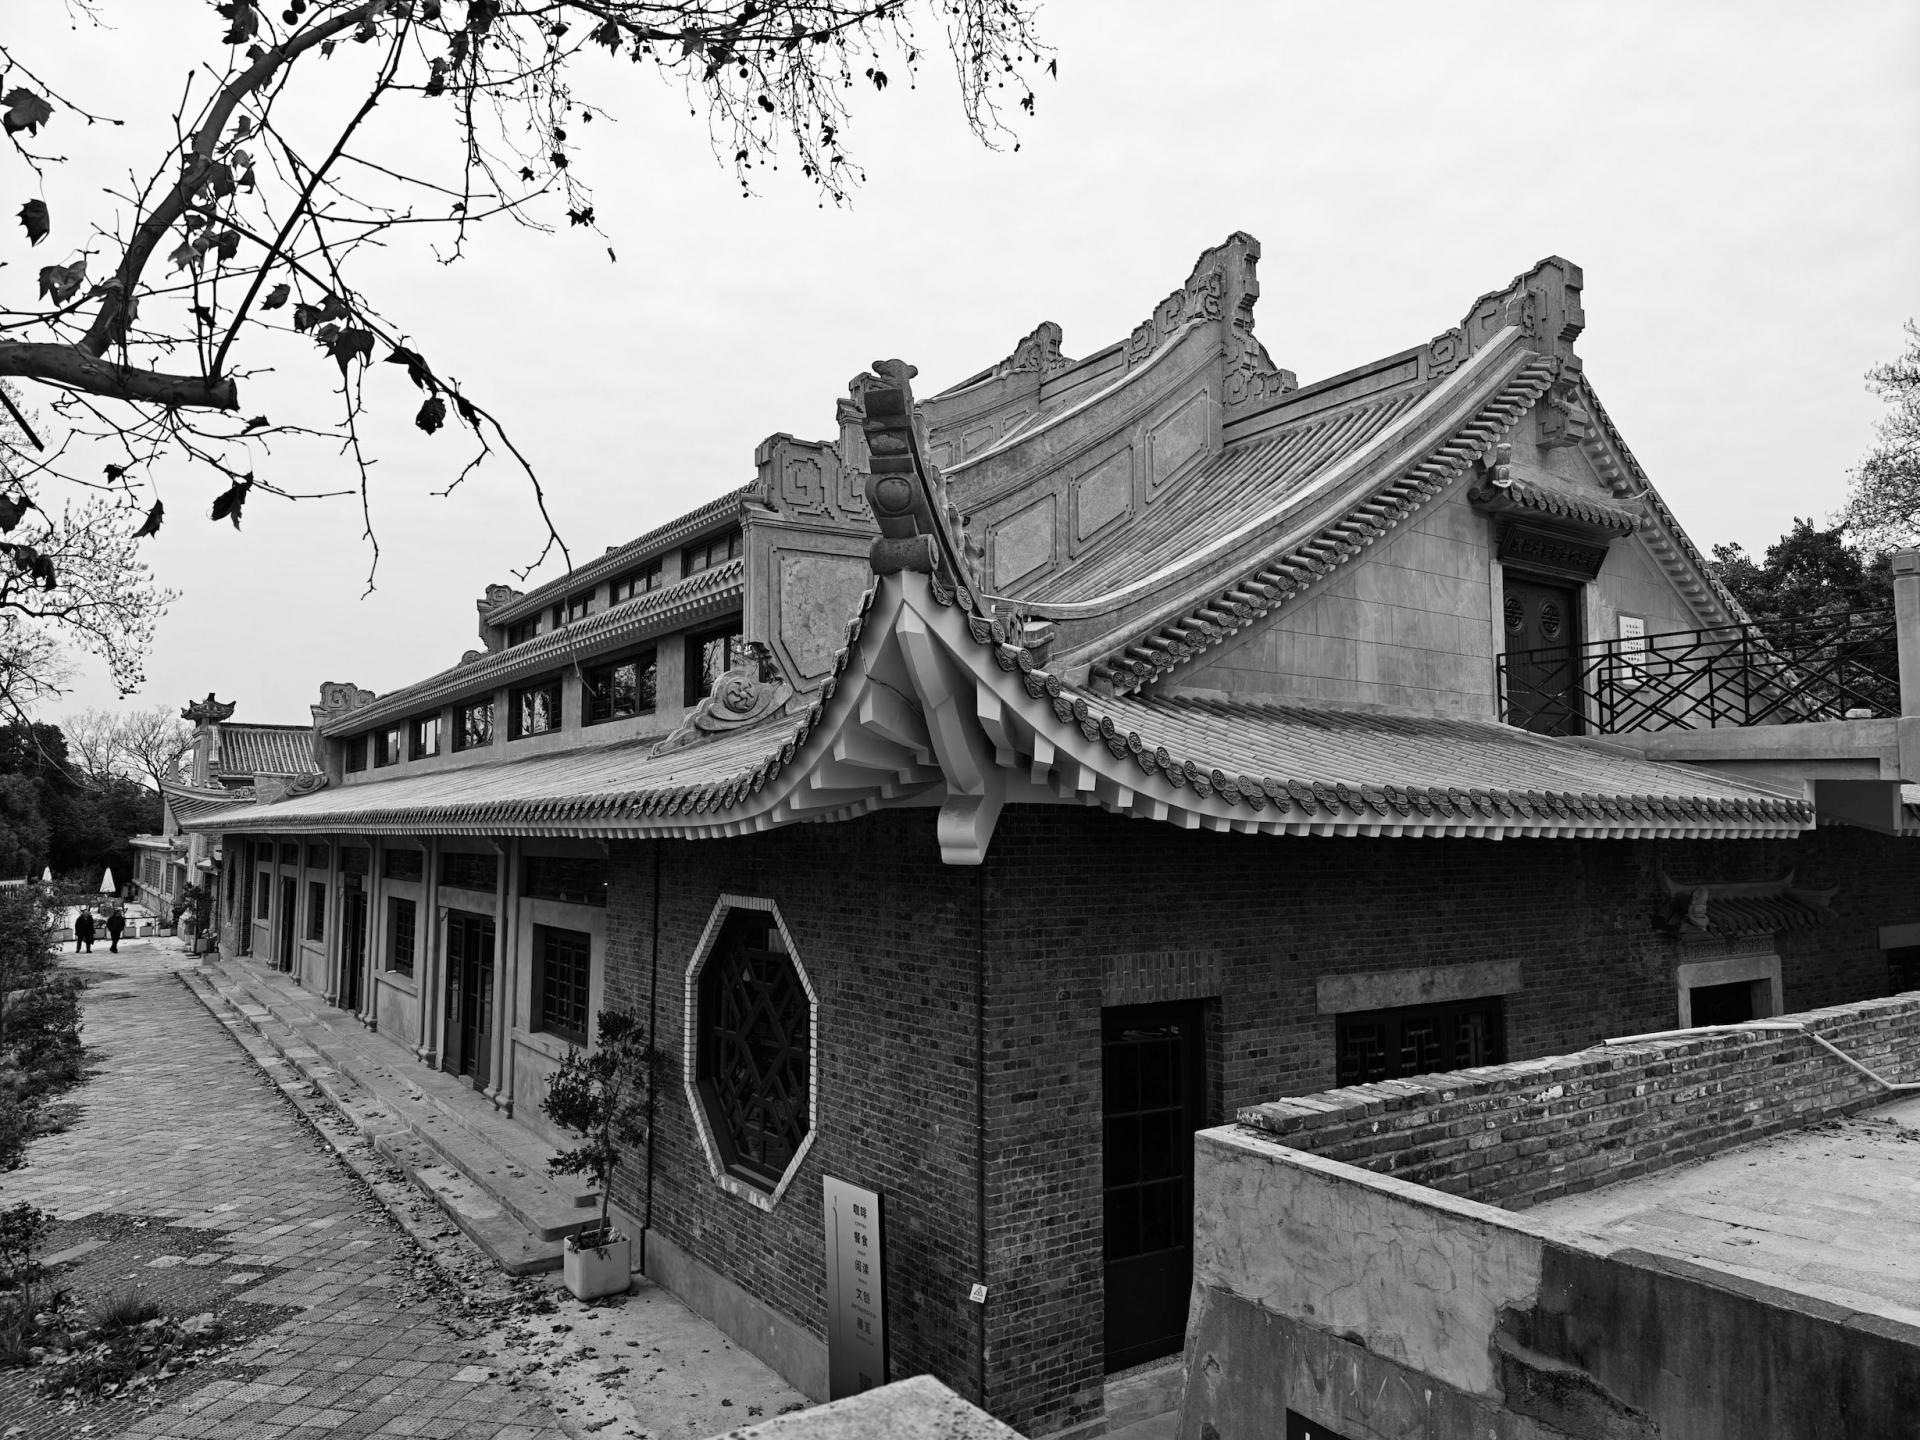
[73,908,96,953]
[106,907,126,953]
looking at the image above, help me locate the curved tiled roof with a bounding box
[1473,477,1638,535]
[324,559,746,737]
[217,726,318,779]
[163,783,257,823]
[192,570,1810,844]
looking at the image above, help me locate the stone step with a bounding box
[179,965,573,1273]
[206,962,598,1242]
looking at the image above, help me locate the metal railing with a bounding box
[1499,608,1901,735]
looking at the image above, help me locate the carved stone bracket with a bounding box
[854,359,985,595]
[994,320,1073,378]
[1428,256,1585,379]
[651,642,794,756]
[283,773,330,798]
[1126,233,1296,409]
[310,680,377,768]
[477,582,522,614]
[1537,372,1594,450]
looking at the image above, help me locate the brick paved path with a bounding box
[1,946,571,1440]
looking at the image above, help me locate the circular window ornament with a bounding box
[1539,601,1563,639]
[683,896,817,1212]
[1503,595,1524,633]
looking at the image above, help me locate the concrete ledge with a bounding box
[645,1226,828,1403]
[703,1375,1018,1439]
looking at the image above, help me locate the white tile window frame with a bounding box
[681,893,818,1214]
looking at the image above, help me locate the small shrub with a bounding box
[542,1009,654,1248]
[88,1288,162,1336]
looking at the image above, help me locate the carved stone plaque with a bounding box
[1497,522,1609,582]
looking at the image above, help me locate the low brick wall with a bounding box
[1238,993,1920,1209]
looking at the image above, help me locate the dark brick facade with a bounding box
[604,804,1920,1436]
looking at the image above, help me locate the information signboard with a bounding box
[823,1176,886,1399]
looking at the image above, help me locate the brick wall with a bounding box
[602,803,1920,1437]
[1238,992,1920,1210]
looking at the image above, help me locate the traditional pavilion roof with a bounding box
[162,782,257,825]
[188,567,1810,852]
[186,257,1819,862]
[215,725,318,780]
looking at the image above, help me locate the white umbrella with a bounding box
[39,867,50,883]
[99,868,115,894]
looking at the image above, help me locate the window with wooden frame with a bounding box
[1334,995,1505,1087]
[409,713,441,760]
[440,851,497,893]
[279,843,299,866]
[506,616,540,647]
[610,559,664,603]
[509,679,563,739]
[685,625,742,704]
[343,735,367,773]
[523,855,609,907]
[256,877,271,918]
[584,649,657,725]
[382,848,423,882]
[306,880,326,942]
[453,696,494,751]
[305,843,330,869]
[373,724,402,767]
[533,925,592,1046]
[551,592,591,628]
[388,896,416,977]
[682,528,742,576]
[694,907,811,1191]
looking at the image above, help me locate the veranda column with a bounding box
[1894,549,1920,718]
[365,837,386,1031]
[420,836,441,1065]
[484,837,516,1111]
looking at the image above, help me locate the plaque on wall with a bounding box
[823,1176,887,1399]
[1496,521,1610,582]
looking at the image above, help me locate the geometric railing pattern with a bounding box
[1500,608,1900,735]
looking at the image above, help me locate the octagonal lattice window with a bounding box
[685,898,816,1207]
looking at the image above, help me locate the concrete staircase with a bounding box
[180,957,602,1275]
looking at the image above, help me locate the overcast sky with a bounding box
[12,0,1917,725]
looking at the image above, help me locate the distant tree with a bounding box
[1710,519,1893,631]
[1844,322,1920,547]
[60,705,196,791]
[0,721,158,882]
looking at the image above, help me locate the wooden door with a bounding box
[238,864,254,956]
[277,877,297,971]
[1503,575,1582,735]
[339,885,367,1014]
[1102,1002,1205,1373]
[442,912,495,1089]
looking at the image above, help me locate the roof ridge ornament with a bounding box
[651,642,794,756]
[1125,232,1297,409]
[1428,255,1585,379]
[857,359,984,596]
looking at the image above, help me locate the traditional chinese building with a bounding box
[131,694,322,934]
[186,236,1920,1436]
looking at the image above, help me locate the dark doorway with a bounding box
[338,882,367,1014]
[1287,1412,1353,1440]
[1504,573,1582,735]
[1689,980,1757,1027]
[277,876,297,972]
[238,864,254,956]
[442,911,496,1089]
[1888,945,1920,994]
[1102,1001,1205,1374]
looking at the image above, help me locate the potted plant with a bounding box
[541,1008,654,1300]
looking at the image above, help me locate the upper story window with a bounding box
[441,850,498,893]
[523,854,609,907]
[382,847,424,883]
[686,625,743,704]
[373,724,402,768]
[454,696,494,752]
[305,843,330,869]
[506,616,540,647]
[584,649,657,725]
[409,714,441,761]
[509,678,563,740]
[280,843,299,866]
[343,735,367,773]
[552,592,592,628]
[611,559,664,603]
[683,528,742,577]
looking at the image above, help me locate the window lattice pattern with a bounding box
[698,912,810,1189]
[535,926,591,1045]
[1335,996,1504,1087]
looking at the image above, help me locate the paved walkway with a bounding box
[0,941,803,1440]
